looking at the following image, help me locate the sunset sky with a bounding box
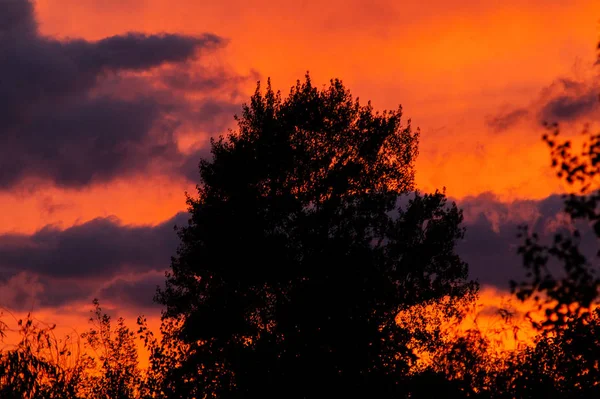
[0,0,599,335]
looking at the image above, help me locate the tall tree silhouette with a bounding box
[157,75,477,398]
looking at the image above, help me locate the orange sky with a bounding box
[1,0,599,361]
[0,0,591,235]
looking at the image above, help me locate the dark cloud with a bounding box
[0,212,189,278]
[0,272,44,311]
[456,193,597,289]
[0,271,164,311]
[0,209,188,310]
[179,147,213,181]
[539,91,598,123]
[1,97,177,187]
[2,192,598,309]
[485,76,600,131]
[485,108,529,132]
[0,0,249,189]
[0,272,96,311]
[98,273,166,309]
[40,278,96,309]
[65,33,221,73]
[1,0,37,38]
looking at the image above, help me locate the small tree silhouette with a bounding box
[0,312,88,398]
[81,300,142,399]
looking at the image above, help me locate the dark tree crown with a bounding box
[157,74,476,398]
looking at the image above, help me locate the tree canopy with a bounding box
[157,75,477,398]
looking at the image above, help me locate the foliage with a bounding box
[508,39,600,396]
[0,301,160,399]
[81,299,142,399]
[0,313,87,398]
[499,309,600,397]
[156,74,478,397]
[513,124,600,331]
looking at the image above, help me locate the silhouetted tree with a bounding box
[157,75,477,398]
[0,301,162,398]
[495,308,600,398]
[514,123,600,331]
[409,328,493,398]
[505,124,600,397]
[507,40,600,397]
[81,300,142,399]
[0,313,88,399]
[137,315,195,398]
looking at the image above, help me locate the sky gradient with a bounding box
[1,0,599,335]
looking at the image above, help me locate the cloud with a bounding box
[1,0,37,38]
[0,0,250,189]
[535,77,600,123]
[0,211,191,310]
[485,75,600,132]
[485,109,529,132]
[1,97,176,187]
[0,212,189,278]
[98,272,166,309]
[539,90,598,122]
[161,65,260,94]
[0,271,166,311]
[65,32,221,72]
[457,193,597,289]
[1,192,597,309]
[0,272,45,311]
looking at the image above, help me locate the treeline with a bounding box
[4,292,600,398]
[4,68,600,398]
